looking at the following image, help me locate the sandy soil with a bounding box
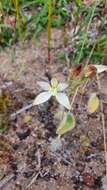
[0,29,107,190]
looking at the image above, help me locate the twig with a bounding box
[50,152,73,165]
[36,150,41,169]
[78,79,89,108]
[71,87,79,109]
[10,103,33,119]
[25,150,41,189]
[97,74,107,176]
[25,172,40,189]
[0,162,27,189]
[0,174,15,189]
[0,161,36,189]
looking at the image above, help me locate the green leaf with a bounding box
[56,112,75,136]
[87,93,99,113]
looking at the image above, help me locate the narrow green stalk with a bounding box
[0,2,4,16]
[47,0,52,64]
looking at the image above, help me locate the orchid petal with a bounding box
[56,93,71,110]
[94,65,107,74]
[37,81,50,91]
[33,91,51,105]
[57,83,68,92]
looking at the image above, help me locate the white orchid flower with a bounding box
[33,78,71,110]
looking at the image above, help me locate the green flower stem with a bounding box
[48,0,52,64]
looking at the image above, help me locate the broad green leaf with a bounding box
[56,93,71,110]
[94,65,107,73]
[56,112,75,135]
[33,91,51,105]
[87,93,99,113]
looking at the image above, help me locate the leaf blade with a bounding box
[56,112,75,135]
